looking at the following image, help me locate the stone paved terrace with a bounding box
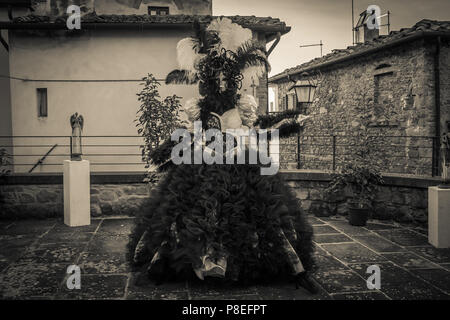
[0,216,449,300]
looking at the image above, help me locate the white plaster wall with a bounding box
[8,28,200,172]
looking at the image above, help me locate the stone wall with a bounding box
[0,172,442,223]
[283,172,432,224]
[440,40,450,148]
[274,38,447,175]
[0,183,150,219]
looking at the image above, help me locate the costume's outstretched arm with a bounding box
[254,110,311,138]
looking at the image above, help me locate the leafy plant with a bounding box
[136,74,182,174]
[326,162,384,209]
[327,91,385,210]
[0,148,11,176]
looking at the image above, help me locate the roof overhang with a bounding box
[0,15,291,39]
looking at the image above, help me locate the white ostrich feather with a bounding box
[237,94,258,127]
[183,98,201,123]
[207,17,253,52]
[177,37,201,74]
[243,66,266,82]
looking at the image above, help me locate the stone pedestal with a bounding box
[428,186,450,248]
[64,160,90,227]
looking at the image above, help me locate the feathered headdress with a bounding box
[166,17,270,86]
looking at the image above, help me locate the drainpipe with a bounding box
[433,36,441,176]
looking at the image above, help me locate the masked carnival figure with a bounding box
[128,18,317,293]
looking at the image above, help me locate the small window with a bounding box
[282,96,287,111]
[148,6,169,16]
[37,88,47,117]
[375,63,391,70]
[287,92,297,110]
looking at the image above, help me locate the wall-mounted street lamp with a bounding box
[290,79,317,104]
[288,72,317,115]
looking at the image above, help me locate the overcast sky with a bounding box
[213,0,450,76]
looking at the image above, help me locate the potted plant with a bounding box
[327,161,384,226]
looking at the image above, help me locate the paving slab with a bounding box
[321,243,386,264]
[0,219,56,236]
[312,225,341,235]
[313,247,349,271]
[381,280,449,300]
[192,294,262,300]
[324,220,372,236]
[373,229,429,247]
[312,270,367,294]
[307,216,325,225]
[0,263,66,298]
[188,280,259,298]
[78,252,130,274]
[353,234,406,253]
[87,234,129,255]
[408,227,428,236]
[127,274,189,300]
[59,274,128,300]
[365,222,398,231]
[414,268,450,293]
[39,231,93,244]
[0,235,36,262]
[408,246,450,264]
[0,260,9,273]
[348,262,424,285]
[97,219,134,235]
[51,219,101,233]
[252,282,331,300]
[332,291,388,300]
[17,242,85,264]
[313,234,353,244]
[381,252,439,269]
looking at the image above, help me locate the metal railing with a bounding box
[0,135,146,173]
[273,134,439,177]
[0,134,441,177]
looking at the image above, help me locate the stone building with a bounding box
[269,20,450,176]
[0,0,289,173]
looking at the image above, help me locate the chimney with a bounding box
[363,23,379,42]
[354,9,380,44]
